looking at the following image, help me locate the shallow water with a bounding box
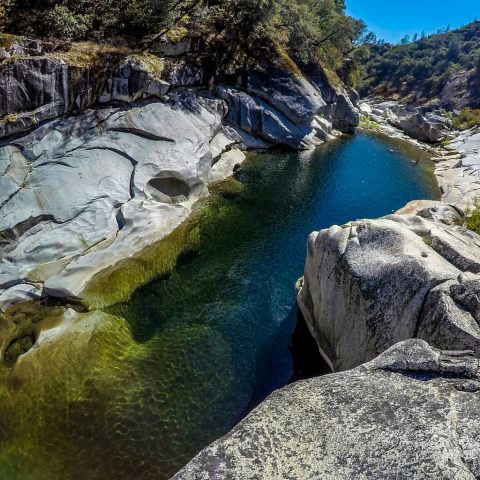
[0,133,440,480]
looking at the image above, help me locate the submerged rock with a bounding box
[173,340,480,480]
[297,201,480,371]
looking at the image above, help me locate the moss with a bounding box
[273,44,302,76]
[0,32,16,50]
[130,52,164,79]
[51,41,132,68]
[0,304,237,479]
[164,26,189,43]
[422,235,433,247]
[1,113,18,124]
[320,64,343,89]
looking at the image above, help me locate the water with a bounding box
[0,133,439,480]
[110,133,439,475]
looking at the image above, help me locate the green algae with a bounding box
[0,306,238,480]
[82,177,245,310]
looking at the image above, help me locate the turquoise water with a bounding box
[109,133,439,477]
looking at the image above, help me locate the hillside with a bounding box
[359,21,480,110]
[0,0,364,79]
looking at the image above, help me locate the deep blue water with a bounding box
[109,132,439,478]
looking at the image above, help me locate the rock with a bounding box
[0,34,44,58]
[246,68,325,124]
[208,148,246,184]
[149,34,201,57]
[302,62,359,132]
[0,46,203,139]
[297,204,480,371]
[396,200,464,223]
[217,85,316,150]
[0,91,225,306]
[99,55,170,104]
[173,340,480,480]
[0,284,42,312]
[365,101,449,143]
[222,125,272,150]
[359,102,372,114]
[209,130,238,161]
[437,128,480,209]
[392,112,446,143]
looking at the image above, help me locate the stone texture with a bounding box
[246,68,326,124]
[173,340,480,480]
[297,203,480,371]
[366,101,449,143]
[217,85,318,150]
[435,127,480,209]
[0,91,224,308]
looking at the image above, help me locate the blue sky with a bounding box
[346,0,478,43]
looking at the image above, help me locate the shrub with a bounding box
[43,5,93,39]
[452,108,480,130]
[465,201,480,234]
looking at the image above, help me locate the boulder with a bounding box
[0,91,225,308]
[302,62,359,132]
[208,148,246,184]
[174,340,480,480]
[297,203,480,371]
[246,68,325,124]
[391,112,446,143]
[365,101,449,143]
[217,85,316,150]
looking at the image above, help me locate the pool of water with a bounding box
[0,133,440,480]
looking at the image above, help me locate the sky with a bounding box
[346,0,479,44]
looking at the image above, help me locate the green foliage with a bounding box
[357,21,480,103]
[465,201,480,235]
[359,114,380,131]
[0,0,363,75]
[452,108,480,130]
[1,113,18,123]
[44,5,92,39]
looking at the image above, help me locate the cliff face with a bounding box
[0,33,359,311]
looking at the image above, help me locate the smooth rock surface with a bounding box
[297,203,480,371]
[0,92,224,309]
[173,340,480,480]
[217,85,317,150]
[246,68,326,124]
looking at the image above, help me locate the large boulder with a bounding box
[217,85,317,150]
[366,101,449,143]
[174,340,480,480]
[0,91,229,309]
[0,38,203,139]
[302,62,359,132]
[246,68,325,124]
[297,202,480,371]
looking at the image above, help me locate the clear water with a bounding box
[111,133,439,476]
[0,133,440,480]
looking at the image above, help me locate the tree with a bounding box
[447,39,461,62]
